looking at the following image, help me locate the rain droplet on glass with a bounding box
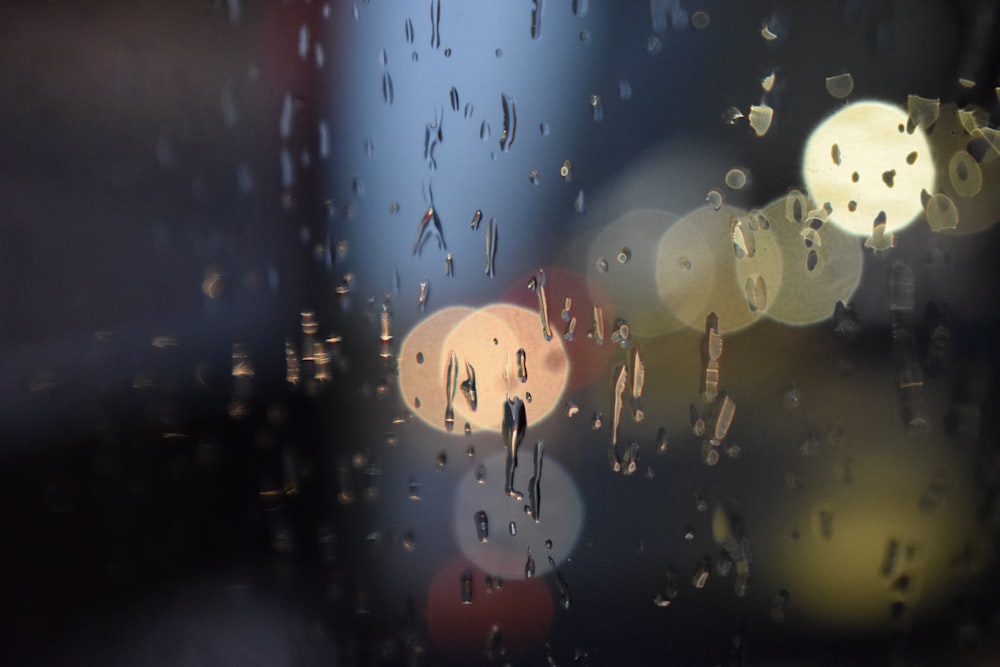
[706,190,723,210]
[381,71,394,105]
[618,79,633,101]
[560,160,573,182]
[590,94,603,122]
[748,104,774,137]
[825,73,854,99]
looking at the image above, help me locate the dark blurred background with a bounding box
[4,1,1000,666]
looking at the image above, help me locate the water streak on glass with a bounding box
[611,362,628,445]
[500,92,518,152]
[429,0,441,49]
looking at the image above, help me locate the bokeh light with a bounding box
[755,194,864,326]
[803,101,936,237]
[452,450,584,579]
[426,557,554,662]
[399,304,570,434]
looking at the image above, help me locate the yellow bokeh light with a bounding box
[803,101,936,236]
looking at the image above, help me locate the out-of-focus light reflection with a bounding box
[762,445,988,631]
[656,204,764,334]
[802,101,935,237]
[501,267,615,391]
[587,208,682,337]
[754,194,863,326]
[398,306,475,431]
[426,557,554,661]
[922,104,1000,236]
[453,450,584,579]
[398,304,569,433]
[443,304,569,431]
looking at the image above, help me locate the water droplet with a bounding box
[405,17,415,43]
[692,557,711,588]
[416,352,424,364]
[556,570,572,609]
[748,104,774,136]
[906,150,918,165]
[695,489,708,512]
[715,551,734,577]
[653,566,679,607]
[495,47,503,58]
[786,189,807,223]
[500,92,518,151]
[722,106,745,125]
[590,94,603,122]
[574,189,587,213]
[706,190,723,210]
[430,0,441,49]
[378,48,388,67]
[908,94,940,130]
[702,442,719,466]
[691,10,710,29]
[560,159,573,181]
[563,314,575,341]
[443,47,451,57]
[806,249,819,272]
[618,79,633,101]
[525,547,536,578]
[401,531,416,552]
[449,86,459,112]
[725,168,748,190]
[479,120,491,141]
[475,510,489,542]
[566,401,579,418]
[882,169,896,188]
[781,383,801,410]
[647,35,662,54]
[814,505,834,540]
[683,526,696,541]
[617,247,631,264]
[475,463,486,484]
[485,217,497,277]
[592,412,604,430]
[831,143,842,166]
[745,275,767,312]
[460,568,473,604]
[509,521,517,536]
[825,73,854,99]
[528,169,540,185]
[596,257,609,272]
[529,0,544,39]
[381,72,394,105]
[926,193,959,231]
[579,30,591,42]
[948,151,982,197]
[572,0,589,16]
[516,348,528,383]
[407,478,421,500]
